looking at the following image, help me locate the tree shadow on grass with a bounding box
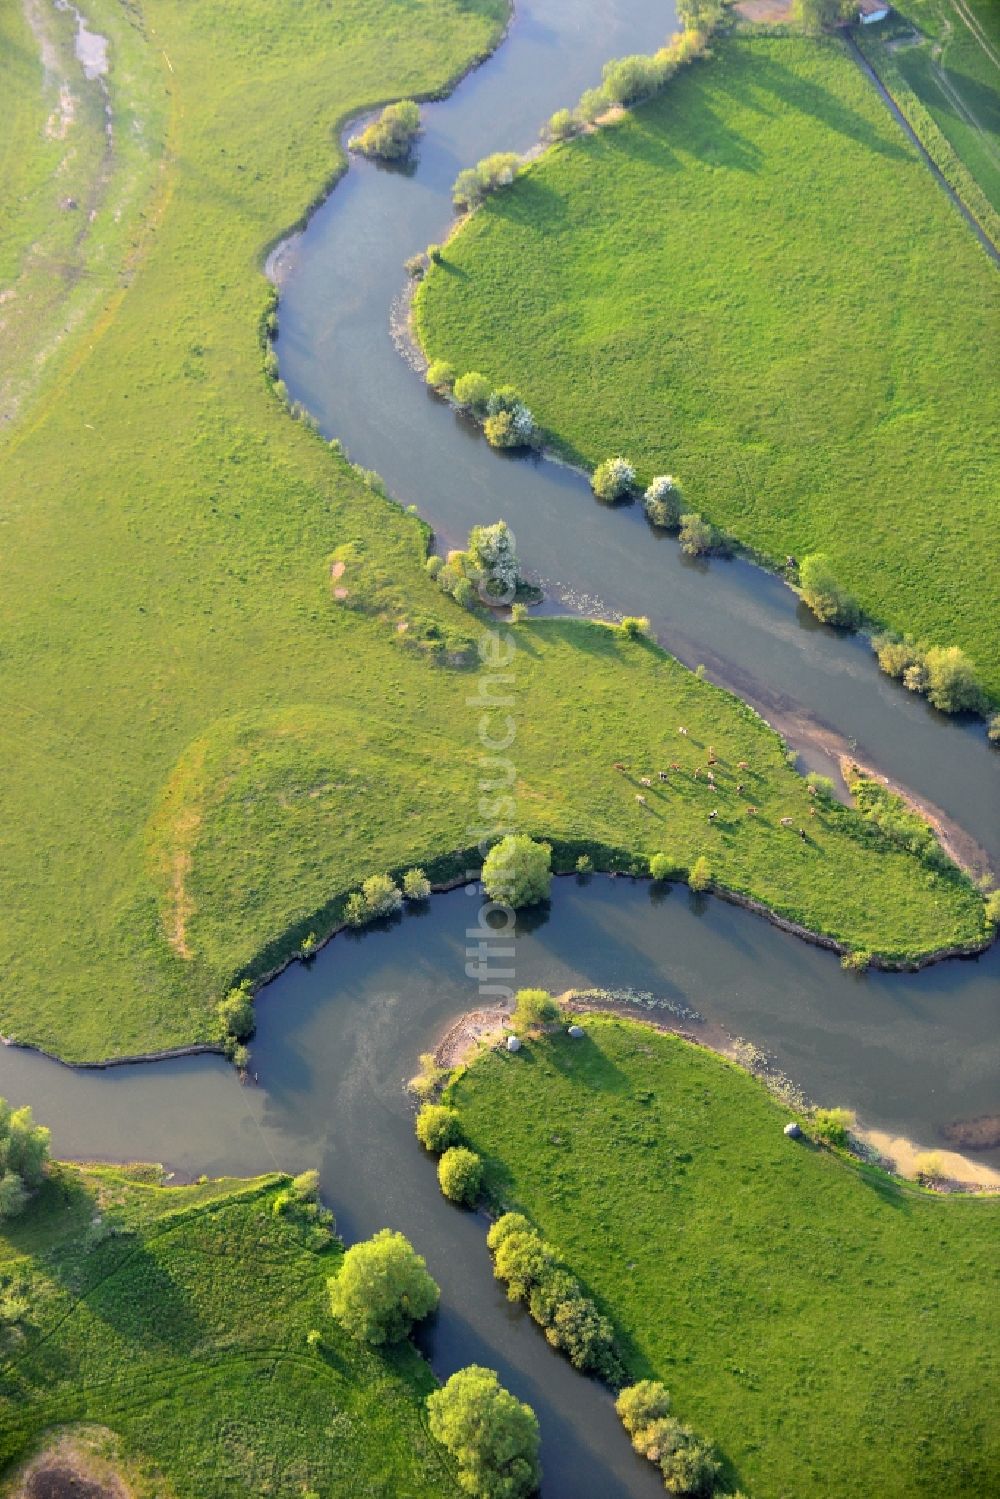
[735,50,913,163]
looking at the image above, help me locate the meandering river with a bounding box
[4,2,997,1493]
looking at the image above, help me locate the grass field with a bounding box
[1,3,992,1064]
[0,1166,460,1497]
[416,32,1000,698]
[446,1016,1000,1498]
[867,0,1000,214]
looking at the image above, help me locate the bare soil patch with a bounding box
[8,1430,135,1499]
[734,0,793,20]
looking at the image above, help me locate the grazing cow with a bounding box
[706,772,715,787]
[738,760,750,771]
[798,828,807,840]
[613,761,627,772]
[746,805,758,815]
[809,808,817,817]
[780,817,794,827]
[707,747,717,765]
[708,809,719,820]
[636,794,647,805]
[693,767,702,779]
[670,762,682,772]
[640,776,652,787]
[658,770,669,782]
[736,783,745,794]
[808,783,817,797]
[677,726,688,736]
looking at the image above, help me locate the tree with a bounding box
[798,553,860,628]
[677,0,723,30]
[592,456,636,502]
[617,1380,672,1437]
[545,1292,619,1377]
[426,359,455,390]
[987,713,1000,745]
[349,99,421,160]
[688,856,711,892]
[468,520,520,602]
[923,645,983,714]
[986,889,1000,925]
[620,616,650,639]
[427,1365,541,1499]
[644,475,682,529]
[486,1212,533,1253]
[492,1229,554,1301]
[678,512,719,557]
[512,988,559,1031]
[482,836,552,908]
[439,1146,483,1205]
[601,54,665,107]
[452,153,521,210]
[0,1101,50,1218]
[812,1106,854,1147]
[649,852,680,881]
[454,371,492,411]
[328,1228,439,1344]
[216,981,254,1042]
[403,867,432,901]
[362,873,403,918]
[416,1103,462,1153]
[793,0,852,30]
[545,108,578,141]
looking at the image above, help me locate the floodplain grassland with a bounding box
[447,1016,1000,1499]
[0,2,992,1065]
[416,32,1000,697]
[0,1166,459,1497]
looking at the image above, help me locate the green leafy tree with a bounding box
[328,1228,439,1345]
[216,981,254,1042]
[486,1212,533,1253]
[798,553,860,628]
[0,1100,50,1218]
[679,512,720,558]
[793,0,852,30]
[592,456,636,502]
[812,1106,854,1147]
[482,836,552,909]
[512,988,559,1031]
[493,1229,554,1301]
[677,0,723,30]
[438,1146,483,1205]
[427,1365,541,1499]
[416,1103,462,1153]
[426,359,455,389]
[985,889,1000,925]
[454,371,492,411]
[644,475,682,529]
[617,1380,672,1436]
[923,646,983,714]
[349,99,421,159]
[688,856,712,892]
[650,852,680,881]
[403,867,432,901]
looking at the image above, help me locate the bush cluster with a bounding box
[0,1101,50,1219]
[435,520,522,608]
[644,475,683,529]
[873,633,983,715]
[850,778,953,874]
[348,99,420,160]
[487,1213,622,1381]
[272,1169,335,1246]
[592,456,636,503]
[452,151,522,210]
[482,835,552,909]
[542,22,714,143]
[811,1106,854,1148]
[617,1381,722,1496]
[512,987,560,1033]
[215,980,254,1068]
[345,872,404,927]
[798,553,860,629]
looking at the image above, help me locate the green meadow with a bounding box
[416,32,1000,697]
[0,1166,459,1496]
[0,2,991,1063]
[447,1016,1000,1498]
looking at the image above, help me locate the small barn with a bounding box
[857,0,890,21]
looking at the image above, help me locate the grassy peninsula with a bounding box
[1,1,991,1065]
[0,1166,459,1497]
[445,1015,1000,1498]
[416,32,1000,696]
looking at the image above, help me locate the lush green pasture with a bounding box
[448,1017,1000,1498]
[873,0,1000,213]
[417,33,1000,696]
[1,4,990,1063]
[0,1166,459,1496]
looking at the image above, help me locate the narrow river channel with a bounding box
[5,2,997,1494]
[271,0,1000,868]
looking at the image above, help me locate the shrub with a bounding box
[798,553,860,629]
[617,1380,672,1436]
[409,1050,448,1101]
[328,1228,439,1344]
[592,456,636,502]
[291,1168,320,1202]
[545,1292,619,1378]
[602,53,665,106]
[0,1102,51,1214]
[402,867,432,901]
[649,852,680,881]
[620,615,650,639]
[688,856,711,892]
[468,520,520,601]
[511,602,528,623]
[452,151,521,210]
[438,1146,483,1205]
[216,980,254,1041]
[644,475,682,529]
[576,85,609,123]
[364,873,403,917]
[453,370,492,411]
[416,1103,462,1153]
[575,853,593,874]
[427,242,443,264]
[349,99,421,160]
[512,987,559,1031]
[658,1430,721,1496]
[678,512,720,557]
[486,1212,534,1253]
[404,252,427,279]
[425,554,443,578]
[812,1106,854,1148]
[482,835,552,909]
[804,771,836,799]
[426,1365,541,1499]
[873,633,924,681]
[426,359,455,390]
[483,387,535,448]
[493,1229,554,1301]
[988,713,1000,745]
[453,577,475,609]
[231,1043,250,1072]
[923,645,983,714]
[914,1151,945,1183]
[840,949,871,973]
[984,889,1000,925]
[546,107,579,140]
[344,891,368,927]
